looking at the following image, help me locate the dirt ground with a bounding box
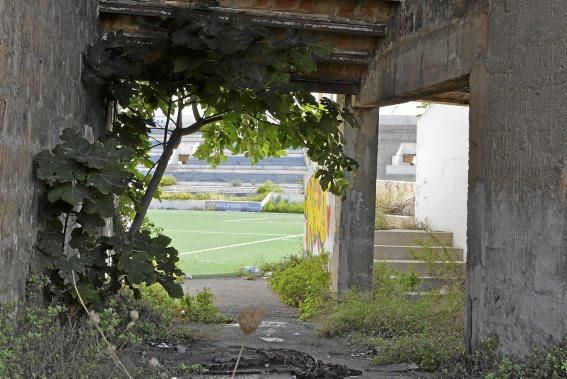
[166,278,422,378]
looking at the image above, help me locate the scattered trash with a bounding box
[175,345,186,354]
[242,266,262,275]
[260,337,284,343]
[148,357,160,367]
[149,342,173,349]
[260,321,287,328]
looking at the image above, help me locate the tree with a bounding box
[33,7,360,304]
[86,10,359,236]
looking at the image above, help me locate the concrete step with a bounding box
[384,215,415,228]
[375,260,465,275]
[374,245,464,261]
[374,229,453,246]
[160,172,305,184]
[176,165,308,172]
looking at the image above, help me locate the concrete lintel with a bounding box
[355,1,488,107]
[99,1,387,36]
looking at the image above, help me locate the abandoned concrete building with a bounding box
[0,0,565,359]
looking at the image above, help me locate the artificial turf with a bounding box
[147,209,304,276]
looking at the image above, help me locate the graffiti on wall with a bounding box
[305,177,331,253]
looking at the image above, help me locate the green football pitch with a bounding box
[147,209,304,277]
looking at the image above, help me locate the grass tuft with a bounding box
[263,197,304,214]
[159,175,177,187]
[256,180,283,194]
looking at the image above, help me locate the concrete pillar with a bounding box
[333,103,379,292]
[466,1,567,356]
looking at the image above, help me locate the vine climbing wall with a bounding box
[0,0,105,303]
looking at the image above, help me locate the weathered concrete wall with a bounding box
[0,1,104,303]
[357,0,488,107]
[466,1,567,356]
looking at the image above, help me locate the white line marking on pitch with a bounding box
[221,217,271,223]
[179,234,303,256]
[164,230,290,237]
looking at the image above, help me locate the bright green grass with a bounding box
[147,209,304,277]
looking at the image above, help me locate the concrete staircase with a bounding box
[374,229,465,291]
[145,131,308,185]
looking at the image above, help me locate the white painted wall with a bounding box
[415,104,469,255]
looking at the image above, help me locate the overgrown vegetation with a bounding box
[262,197,304,214]
[160,192,265,202]
[0,276,225,378]
[256,180,283,195]
[267,249,465,371]
[34,129,184,305]
[267,253,331,320]
[159,175,177,187]
[440,339,567,378]
[137,284,231,324]
[314,261,464,372]
[374,189,415,230]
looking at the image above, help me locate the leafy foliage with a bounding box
[34,129,184,304]
[268,253,331,319]
[86,9,359,197]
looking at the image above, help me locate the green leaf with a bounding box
[35,149,86,183]
[160,280,184,299]
[117,250,155,284]
[87,164,131,194]
[83,191,115,218]
[36,230,65,260]
[47,183,90,205]
[76,211,106,235]
[55,255,85,284]
[58,128,91,158]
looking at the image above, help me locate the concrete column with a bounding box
[333,104,379,292]
[466,1,567,356]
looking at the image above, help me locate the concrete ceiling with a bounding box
[98,0,469,104]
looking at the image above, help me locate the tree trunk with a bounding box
[128,128,182,237]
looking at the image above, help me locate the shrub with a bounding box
[257,180,283,194]
[138,284,230,324]
[160,175,177,187]
[268,253,331,319]
[316,263,465,372]
[263,198,304,214]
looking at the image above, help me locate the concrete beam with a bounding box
[355,1,488,107]
[99,0,387,36]
[333,101,379,292]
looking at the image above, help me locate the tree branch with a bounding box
[179,112,230,136]
[192,103,202,122]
